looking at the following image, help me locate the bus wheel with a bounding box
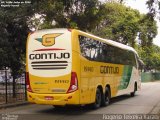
[130,83,137,97]
[101,87,110,106]
[92,88,102,109]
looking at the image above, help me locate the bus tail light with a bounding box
[26,72,32,92]
[67,72,78,93]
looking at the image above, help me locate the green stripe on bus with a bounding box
[118,65,133,90]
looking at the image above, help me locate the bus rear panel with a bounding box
[26,29,79,105]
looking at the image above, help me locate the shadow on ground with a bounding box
[35,94,135,115]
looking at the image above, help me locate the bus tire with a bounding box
[92,88,102,109]
[101,87,110,106]
[130,83,137,97]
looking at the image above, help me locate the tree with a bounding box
[137,45,160,71]
[138,14,157,48]
[151,45,160,71]
[28,0,105,31]
[92,2,139,47]
[0,0,35,97]
[146,0,160,19]
[92,2,157,48]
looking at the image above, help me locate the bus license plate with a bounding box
[44,96,54,100]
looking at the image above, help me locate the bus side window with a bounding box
[114,47,123,64]
[79,35,101,61]
[128,51,137,67]
[79,36,91,59]
[90,41,101,61]
[100,43,115,63]
[101,43,108,62]
[96,42,103,61]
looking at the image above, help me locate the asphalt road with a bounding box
[0,82,160,120]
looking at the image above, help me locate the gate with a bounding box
[0,69,27,105]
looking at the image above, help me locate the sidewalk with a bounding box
[0,101,29,109]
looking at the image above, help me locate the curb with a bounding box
[0,101,30,109]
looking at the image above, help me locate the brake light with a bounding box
[67,72,78,93]
[26,72,32,92]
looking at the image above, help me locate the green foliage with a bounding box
[151,45,160,71]
[0,0,33,77]
[92,2,140,46]
[92,2,157,48]
[138,14,157,47]
[137,45,160,71]
[32,0,104,31]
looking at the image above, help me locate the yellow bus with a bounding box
[26,28,141,109]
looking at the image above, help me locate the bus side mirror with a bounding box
[138,59,144,71]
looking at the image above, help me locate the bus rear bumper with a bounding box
[27,91,79,105]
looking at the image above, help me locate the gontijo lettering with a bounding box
[100,66,119,74]
[29,52,70,60]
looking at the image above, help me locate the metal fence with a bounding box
[0,70,26,105]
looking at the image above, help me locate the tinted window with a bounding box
[79,36,101,61]
[79,35,137,67]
